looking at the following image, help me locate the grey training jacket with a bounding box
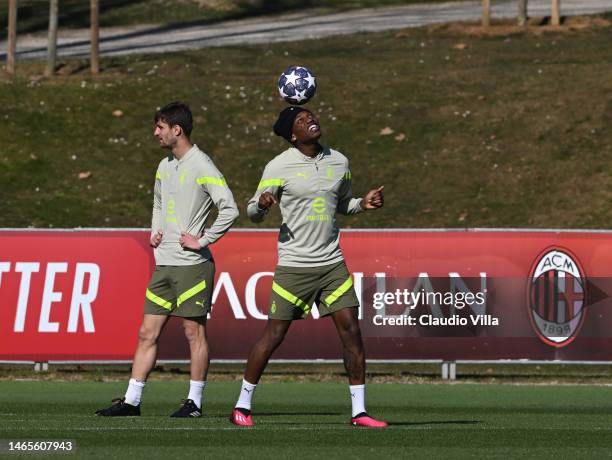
[152,144,239,265]
[247,146,363,267]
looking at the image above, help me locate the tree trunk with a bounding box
[7,0,17,75]
[90,0,99,74]
[482,0,491,27]
[518,0,528,26]
[551,0,561,26]
[45,0,58,77]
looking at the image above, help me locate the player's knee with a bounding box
[339,321,360,339]
[264,326,287,348]
[138,325,160,344]
[183,328,198,344]
[182,322,204,345]
[340,327,364,352]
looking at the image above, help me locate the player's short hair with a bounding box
[155,101,193,137]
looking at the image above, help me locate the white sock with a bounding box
[235,379,257,411]
[187,380,206,409]
[124,378,145,406]
[350,384,366,417]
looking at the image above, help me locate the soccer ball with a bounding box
[277,66,316,105]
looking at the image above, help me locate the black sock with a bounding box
[236,407,251,416]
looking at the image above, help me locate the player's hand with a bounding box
[361,186,384,210]
[179,231,202,250]
[150,229,163,248]
[258,192,278,211]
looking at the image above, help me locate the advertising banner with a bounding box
[1,229,612,361]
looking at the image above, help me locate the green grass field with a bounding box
[2,380,612,458]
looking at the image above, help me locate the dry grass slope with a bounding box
[0,14,611,229]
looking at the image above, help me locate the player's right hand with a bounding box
[150,229,163,248]
[258,192,277,210]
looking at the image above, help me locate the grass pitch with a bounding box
[2,380,612,458]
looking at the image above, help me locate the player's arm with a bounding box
[337,165,364,215]
[337,162,384,215]
[246,162,283,223]
[194,168,240,250]
[150,169,163,247]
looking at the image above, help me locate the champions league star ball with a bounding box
[277,66,316,105]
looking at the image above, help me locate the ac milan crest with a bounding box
[528,248,586,347]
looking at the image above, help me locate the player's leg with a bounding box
[331,308,387,427]
[169,316,209,418]
[244,319,292,384]
[131,313,171,381]
[184,317,209,381]
[170,261,214,418]
[131,269,176,403]
[230,319,292,426]
[94,313,169,416]
[319,261,388,428]
[231,265,314,426]
[331,307,365,385]
[318,262,365,384]
[96,267,173,416]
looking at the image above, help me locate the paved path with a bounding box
[1,0,610,60]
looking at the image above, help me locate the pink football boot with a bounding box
[350,413,388,428]
[230,409,254,427]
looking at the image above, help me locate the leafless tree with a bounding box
[7,0,18,75]
[45,0,59,77]
[551,0,561,26]
[482,0,491,27]
[91,0,99,74]
[518,0,528,26]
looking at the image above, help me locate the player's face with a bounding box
[292,110,321,143]
[153,120,178,149]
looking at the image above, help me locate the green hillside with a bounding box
[1,17,611,229]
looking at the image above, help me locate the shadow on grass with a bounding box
[6,9,366,61]
[233,413,483,426]
[0,0,319,35]
[389,420,482,426]
[1,0,134,34]
[537,15,568,25]
[223,418,484,427]
[255,411,342,416]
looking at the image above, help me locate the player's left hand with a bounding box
[362,186,384,210]
[179,231,202,250]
